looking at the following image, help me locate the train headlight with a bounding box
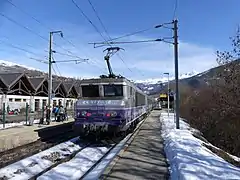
[106,111,117,117]
[111,111,117,117]
[81,111,87,116]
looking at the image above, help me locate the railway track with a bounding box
[0,113,149,180]
[0,123,77,169]
[82,113,148,179]
[35,141,116,180]
[37,114,148,180]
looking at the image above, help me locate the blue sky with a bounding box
[0,0,239,80]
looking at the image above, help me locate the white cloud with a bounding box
[0,24,219,81]
[117,40,218,77]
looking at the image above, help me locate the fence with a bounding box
[0,102,75,128]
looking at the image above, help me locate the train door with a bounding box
[124,85,133,122]
[129,86,134,121]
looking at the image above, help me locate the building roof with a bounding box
[62,81,79,98]
[29,77,47,90]
[0,72,146,97]
[63,81,76,93]
[0,72,24,87]
[52,81,62,92]
[0,78,8,92]
[52,81,67,98]
[0,72,35,94]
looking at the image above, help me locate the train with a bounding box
[73,77,155,137]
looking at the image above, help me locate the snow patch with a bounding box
[38,146,111,180]
[197,69,210,77]
[0,59,39,71]
[0,116,69,130]
[135,71,199,84]
[161,113,240,180]
[0,137,82,180]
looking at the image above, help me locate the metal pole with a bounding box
[26,102,28,125]
[174,93,176,122]
[2,102,5,129]
[167,74,170,117]
[174,19,180,129]
[48,32,52,122]
[42,102,45,122]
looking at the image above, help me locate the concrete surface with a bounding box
[0,118,74,152]
[102,110,169,180]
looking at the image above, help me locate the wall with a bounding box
[0,94,77,112]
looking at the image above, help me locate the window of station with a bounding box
[15,98,21,102]
[82,85,99,97]
[104,84,123,97]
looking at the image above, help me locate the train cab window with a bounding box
[104,85,123,97]
[82,85,99,97]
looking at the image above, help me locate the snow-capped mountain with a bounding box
[135,71,198,85]
[0,60,75,81]
[135,71,199,95]
[0,60,40,71]
[0,59,231,96]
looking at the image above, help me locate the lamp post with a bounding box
[164,72,170,117]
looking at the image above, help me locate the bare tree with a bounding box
[179,28,240,157]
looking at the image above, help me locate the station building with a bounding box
[0,72,81,112]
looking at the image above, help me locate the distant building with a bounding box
[0,72,79,112]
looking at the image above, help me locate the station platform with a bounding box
[102,110,169,180]
[0,118,74,152]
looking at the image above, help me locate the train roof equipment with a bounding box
[102,47,124,78]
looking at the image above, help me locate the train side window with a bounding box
[135,91,145,107]
[82,85,99,97]
[104,85,123,97]
[130,86,133,95]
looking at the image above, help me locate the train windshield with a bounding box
[104,85,123,97]
[82,85,99,97]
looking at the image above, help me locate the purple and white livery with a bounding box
[73,77,154,136]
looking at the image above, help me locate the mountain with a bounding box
[135,71,199,95]
[0,60,77,81]
[0,59,233,96]
[139,60,239,95]
[135,71,198,85]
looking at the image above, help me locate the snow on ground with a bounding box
[0,137,81,180]
[38,146,112,180]
[0,116,72,130]
[82,134,132,180]
[0,122,25,129]
[83,119,145,180]
[0,119,49,130]
[160,112,240,180]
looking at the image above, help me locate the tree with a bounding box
[179,28,240,157]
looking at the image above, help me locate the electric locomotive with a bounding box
[73,77,153,136]
[73,46,154,137]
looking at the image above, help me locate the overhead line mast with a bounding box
[89,20,180,129]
